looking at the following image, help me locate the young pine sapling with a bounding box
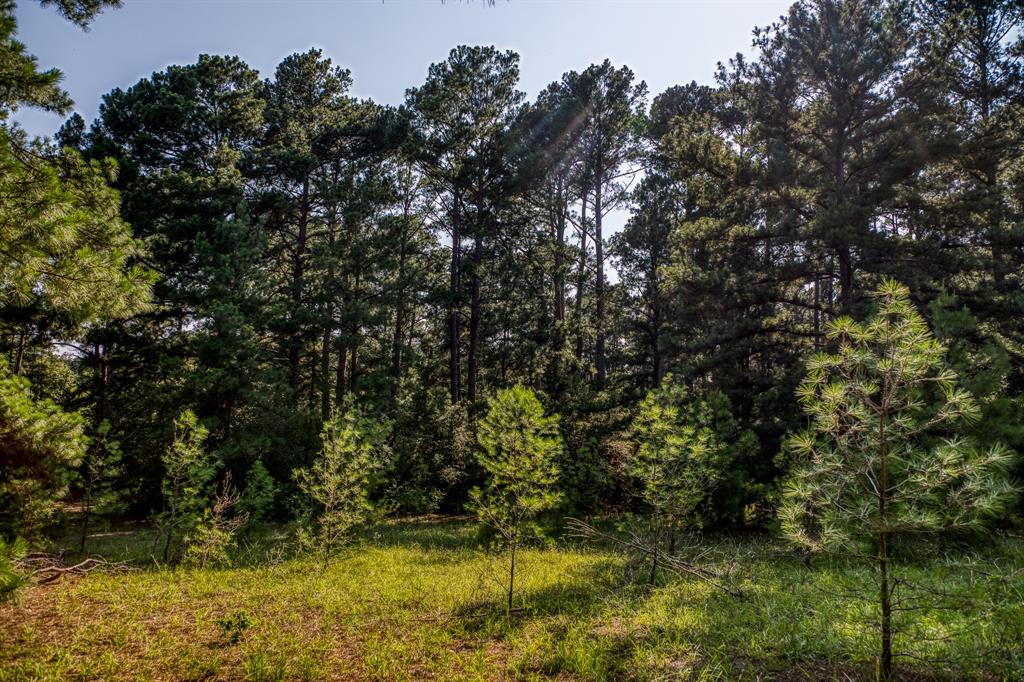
[629,381,753,581]
[779,279,1017,679]
[294,407,391,556]
[470,385,563,615]
[78,420,125,554]
[157,409,217,562]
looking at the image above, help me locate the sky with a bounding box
[12,0,792,277]
[14,0,792,138]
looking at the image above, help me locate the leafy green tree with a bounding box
[470,385,563,614]
[39,0,121,28]
[0,0,72,119]
[734,0,942,312]
[77,420,124,553]
[612,173,681,389]
[238,460,276,524]
[256,48,357,398]
[0,131,151,351]
[157,409,217,562]
[0,361,86,539]
[0,0,150,372]
[88,54,283,492]
[630,382,755,537]
[779,279,1018,679]
[574,60,647,386]
[294,407,391,555]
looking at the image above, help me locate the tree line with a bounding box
[1,0,1022,545]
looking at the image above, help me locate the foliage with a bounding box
[0,5,1022,661]
[629,381,756,532]
[0,130,151,332]
[0,0,71,119]
[238,461,276,524]
[183,473,249,568]
[0,361,86,540]
[156,410,217,562]
[294,407,392,555]
[215,608,253,646]
[77,420,125,553]
[470,385,563,612]
[779,278,1018,677]
[0,536,27,602]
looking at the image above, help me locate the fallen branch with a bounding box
[17,555,135,584]
[565,518,747,601]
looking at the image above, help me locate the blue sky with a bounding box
[15,0,792,138]
[13,0,792,270]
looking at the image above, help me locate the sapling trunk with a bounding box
[507,538,516,616]
[878,409,892,679]
[79,486,91,555]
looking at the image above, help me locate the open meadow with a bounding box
[3,518,1023,681]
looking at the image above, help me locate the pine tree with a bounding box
[0,360,87,540]
[294,407,391,555]
[574,61,647,386]
[630,382,755,537]
[157,410,217,562]
[77,420,124,553]
[779,279,1017,679]
[405,45,525,406]
[470,385,562,614]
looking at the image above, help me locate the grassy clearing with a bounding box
[1,518,1022,681]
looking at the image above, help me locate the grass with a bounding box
[1,517,1023,680]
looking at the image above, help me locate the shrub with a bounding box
[629,380,756,538]
[238,460,276,524]
[216,608,253,645]
[183,473,249,568]
[0,536,28,602]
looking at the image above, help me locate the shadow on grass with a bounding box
[361,515,481,551]
[449,552,622,630]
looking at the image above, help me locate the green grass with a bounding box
[1,518,1022,680]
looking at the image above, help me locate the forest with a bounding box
[2,0,1024,679]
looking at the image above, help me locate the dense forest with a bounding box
[2,0,1024,678]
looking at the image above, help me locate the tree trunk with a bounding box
[391,212,410,400]
[575,187,588,360]
[468,234,482,405]
[594,175,606,387]
[878,408,893,679]
[391,302,406,400]
[335,341,347,404]
[349,274,361,393]
[289,178,310,393]
[651,271,663,388]
[508,540,516,616]
[162,506,176,562]
[13,330,25,375]
[320,324,331,421]
[449,197,462,404]
[838,244,853,312]
[79,485,91,554]
[813,272,821,350]
[553,179,567,323]
[349,338,358,392]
